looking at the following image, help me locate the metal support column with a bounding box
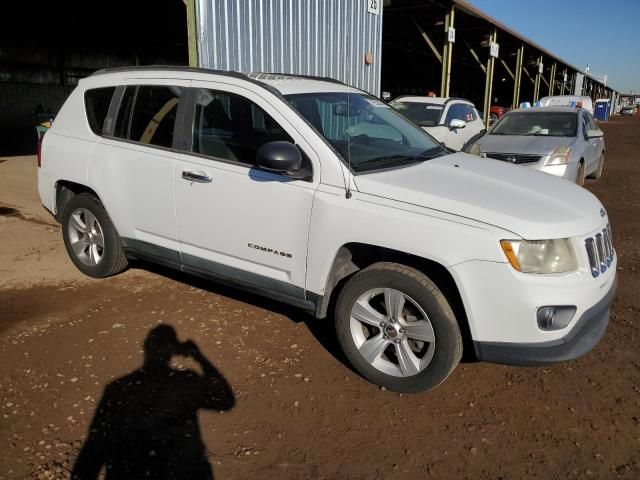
[512,45,524,108]
[186,0,199,67]
[533,56,543,102]
[549,63,556,96]
[440,5,455,97]
[561,68,567,94]
[483,30,498,127]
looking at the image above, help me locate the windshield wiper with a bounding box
[354,155,427,171]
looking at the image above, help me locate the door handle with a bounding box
[182,170,212,183]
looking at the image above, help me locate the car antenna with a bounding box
[345,30,353,199]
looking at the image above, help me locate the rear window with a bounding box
[113,85,183,148]
[84,87,116,135]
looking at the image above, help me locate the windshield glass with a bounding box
[285,92,446,172]
[491,111,577,137]
[389,101,443,127]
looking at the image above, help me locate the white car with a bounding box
[389,96,486,151]
[38,67,616,393]
[537,95,594,114]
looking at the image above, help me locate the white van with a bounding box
[538,95,594,114]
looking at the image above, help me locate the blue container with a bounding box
[594,100,610,121]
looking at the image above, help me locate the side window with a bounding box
[84,87,116,135]
[444,103,473,124]
[113,85,183,148]
[192,88,293,165]
[582,114,590,138]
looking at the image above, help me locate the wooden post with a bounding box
[440,5,455,97]
[186,0,199,67]
[512,45,524,108]
[483,30,497,126]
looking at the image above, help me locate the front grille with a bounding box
[485,152,542,164]
[585,224,614,278]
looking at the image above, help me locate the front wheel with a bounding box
[334,263,462,393]
[576,161,586,186]
[61,193,128,278]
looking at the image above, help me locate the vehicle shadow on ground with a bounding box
[71,324,235,480]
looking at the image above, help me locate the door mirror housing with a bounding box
[449,118,466,130]
[256,141,306,178]
[586,129,604,139]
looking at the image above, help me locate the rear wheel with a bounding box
[576,161,585,186]
[334,262,462,393]
[61,193,128,278]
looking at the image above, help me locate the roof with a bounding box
[510,106,582,113]
[393,96,473,105]
[452,0,616,93]
[248,73,360,95]
[88,66,358,95]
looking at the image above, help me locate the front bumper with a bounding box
[473,277,616,366]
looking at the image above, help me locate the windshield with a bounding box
[491,111,578,137]
[285,92,446,172]
[389,101,443,127]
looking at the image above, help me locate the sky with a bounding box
[467,0,640,93]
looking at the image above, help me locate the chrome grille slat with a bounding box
[585,223,614,278]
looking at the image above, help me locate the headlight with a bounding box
[546,146,571,166]
[500,239,577,273]
[467,142,481,156]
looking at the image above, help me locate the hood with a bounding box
[476,134,574,155]
[354,152,604,239]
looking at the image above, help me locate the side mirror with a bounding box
[586,129,604,139]
[449,119,466,130]
[256,141,308,179]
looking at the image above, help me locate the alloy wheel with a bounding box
[349,288,436,377]
[67,208,105,266]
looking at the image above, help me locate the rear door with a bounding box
[89,80,189,261]
[585,112,604,172]
[173,81,319,302]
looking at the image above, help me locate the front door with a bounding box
[174,82,319,301]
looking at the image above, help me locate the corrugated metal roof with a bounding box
[453,0,615,92]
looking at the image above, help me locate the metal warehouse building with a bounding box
[1,0,617,155]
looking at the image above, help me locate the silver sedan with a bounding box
[466,107,605,185]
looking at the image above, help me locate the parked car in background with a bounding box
[489,105,508,125]
[390,96,485,151]
[538,95,594,114]
[467,107,605,185]
[620,105,637,116]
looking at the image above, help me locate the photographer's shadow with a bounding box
[72,324,235,480]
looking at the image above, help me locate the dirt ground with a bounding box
[0,117,639,480]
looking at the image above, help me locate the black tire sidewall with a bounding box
[335,265,462,393]
[61,194,124,278]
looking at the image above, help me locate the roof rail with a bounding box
[253,72,346,85]
[90,65,251,80]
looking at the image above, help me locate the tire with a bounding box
[61,193,128,278]
[576,161,585,186]
[587,153,604,180]
[334,262,462,393]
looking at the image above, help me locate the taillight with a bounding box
[37,132,45,167]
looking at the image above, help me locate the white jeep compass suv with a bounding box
[38,67,617,393]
